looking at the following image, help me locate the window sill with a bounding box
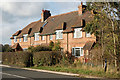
[56,38,63,40]
[23,41,28,42]
[72,55,83,58]
[73,37,83,39]
[34,40,40,41]
[86,37,92,38]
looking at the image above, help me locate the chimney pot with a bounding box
[78,3,83,15]
[41,10,51,22]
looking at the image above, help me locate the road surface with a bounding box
[1,66,109,80]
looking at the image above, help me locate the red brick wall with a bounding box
[11,31,96,50]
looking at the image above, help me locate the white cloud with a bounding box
[0,2,81,44]
[0,2,50,17]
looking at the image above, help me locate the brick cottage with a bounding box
[10,3,96,62]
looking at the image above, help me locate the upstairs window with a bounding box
[34,33,40,41]
[14,36,17,43]
[19,38,21,42]
[56,30,63,39]
[74,28,82,38]
[49,35,53,40]
[86,32,91,37]
[72,47,83,57]
[41,36,44,40]
[23,34,28,42]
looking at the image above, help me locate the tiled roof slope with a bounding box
[17,20,40,38]
[83,41,95,50]
[11,10,94,39]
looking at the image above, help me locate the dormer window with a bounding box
[74,28,82,38]
[86,32,91,37]
[23,34,28,42]
[34,33,40,41]
[56,30,63,39]
[14,36,17,43]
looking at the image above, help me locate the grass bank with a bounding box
[30,65,120,78]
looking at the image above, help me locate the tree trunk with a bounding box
[101,28,104,67]
[111,21,117,67]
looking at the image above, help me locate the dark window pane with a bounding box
[75,49,80,56]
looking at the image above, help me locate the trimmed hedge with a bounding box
[28,45,52,52]
[2,51,62,67]
[2,51,33,67]
[33,51,61,66]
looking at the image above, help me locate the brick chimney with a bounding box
[78,2,83,15]
[41,10,51,22]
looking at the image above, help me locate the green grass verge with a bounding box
[30,66,120,78]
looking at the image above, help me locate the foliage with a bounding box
[49,41,54,50]
[28,41,61,52]
[59,51,74,67]
[28,45,51,52]
[85,2,120,69]
[2,44,13,52]
[2,51,33,67]
[52,40,61,51]
[33,51,61,67]
[32,64,120,78]
[0,44,3,52]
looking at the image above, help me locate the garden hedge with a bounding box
[33,51,61,66]
[2,51,33,67]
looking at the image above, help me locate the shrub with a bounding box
[33,51,61,67]
[2,44,13,52]
[60,51,74,67]
[49,41,54,50]
[2,51,33,67]
[52,41,61,51]
[28,45,51,52]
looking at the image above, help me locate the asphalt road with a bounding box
[1,66,112,80]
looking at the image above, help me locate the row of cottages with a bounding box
[10,3,96,62]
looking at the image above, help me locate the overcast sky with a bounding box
[0,2,85,45]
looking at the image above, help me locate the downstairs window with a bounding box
[72,47,83,57]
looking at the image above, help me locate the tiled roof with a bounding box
[83,41,95,50]
[10,30,22,39]
[11,10,94,39]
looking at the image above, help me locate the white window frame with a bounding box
[23,34,28,42]
[56,30,63,39]
[86,32,91,37]
[49,35,53,40]
[72,47,83,57]
[23,48,28,51]
[19,38,21,42]
[14,36,17,43]
[74,28,82,38]
[34,33,40,41]
[41,36,44,40]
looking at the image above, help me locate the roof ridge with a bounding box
[49,11,78,18]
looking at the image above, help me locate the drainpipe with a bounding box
[67,33,68,53]
[30,37,31,46]
[46,35,47,44]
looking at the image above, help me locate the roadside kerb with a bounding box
[0,64,103,79]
